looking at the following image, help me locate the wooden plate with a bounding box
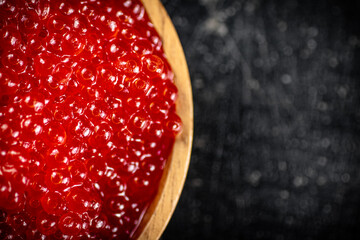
[131,0,193,239]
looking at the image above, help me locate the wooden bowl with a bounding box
[132,0,194,239]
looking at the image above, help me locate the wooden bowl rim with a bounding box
[133,0,193,239]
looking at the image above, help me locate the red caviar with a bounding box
[0,0,182,239]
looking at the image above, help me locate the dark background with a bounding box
[160,0,360,239]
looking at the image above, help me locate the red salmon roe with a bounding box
[0,0,182,239]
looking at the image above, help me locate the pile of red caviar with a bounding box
[0,0,182,239]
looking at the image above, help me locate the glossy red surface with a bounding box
[0,0,182,239]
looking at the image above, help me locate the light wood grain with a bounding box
[131,0,193,239]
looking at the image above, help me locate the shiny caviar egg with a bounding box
[0,0,182,239]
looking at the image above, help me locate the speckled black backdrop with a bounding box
[159,0,360,239]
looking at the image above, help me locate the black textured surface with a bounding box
[160,0,360,240]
